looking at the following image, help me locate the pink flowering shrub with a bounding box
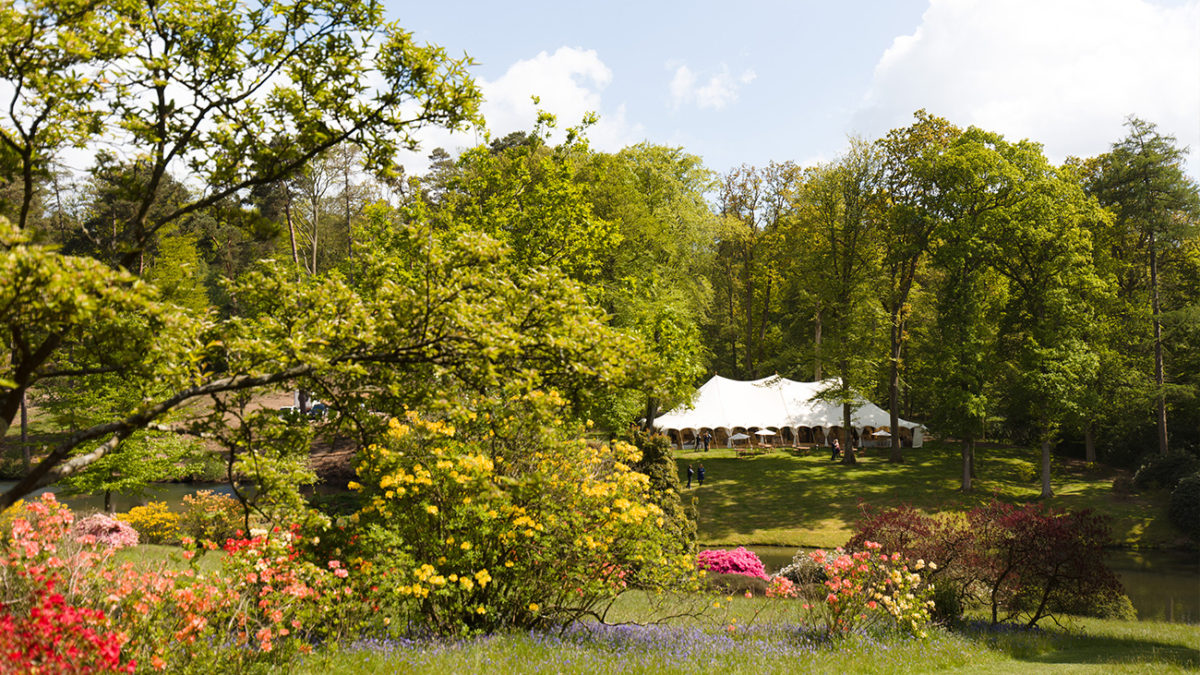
[697,547,769,580]
[806,541,935,637]
[765,575,798,598]
[72,513,140,549]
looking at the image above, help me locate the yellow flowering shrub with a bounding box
[117,501,180,544]
[178,490,243,542]
[352,397,695,635]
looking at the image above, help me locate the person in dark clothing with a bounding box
[830,438,841,461]
[697,464,706,486]
[702,430,711,452]
[686,464,694,488]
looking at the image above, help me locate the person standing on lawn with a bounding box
[687,464,694,488]
[697,464,706,486]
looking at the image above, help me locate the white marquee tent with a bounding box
[653,375,923,447]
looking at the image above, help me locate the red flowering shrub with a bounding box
[0,587,133,674]
[2,494,364,672]
[0,495,136,673]
[968,501,1124,627]
[697,547,768,579]
[72,513,140,549]
[847,500,1125,627]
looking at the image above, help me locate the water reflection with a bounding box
[744,545,1199,624]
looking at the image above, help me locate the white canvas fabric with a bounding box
[653,375,923,446]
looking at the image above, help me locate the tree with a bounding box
[876,111,960,463]
[1,0,480,506]
[803,141,886,464]
[914,125,1025,490]
[582,143,718,428]
[985,136,1107,498]
[429,113,619,285]
[1086,118,1200,455]
[709,163,799,378]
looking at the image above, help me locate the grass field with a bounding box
[673,442,1180,549]
[298,592,1200,674]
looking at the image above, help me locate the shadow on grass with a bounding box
[1030,635,1200,668]
[957,622,1200,670]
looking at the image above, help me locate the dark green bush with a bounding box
[1133,451,1200,490]
[1168,472,1200,540]
[1088,593,1139,621]
[930,582,963,627]
[1111,474,1134,498]
[307,490,360,517]
[704,572,768,596]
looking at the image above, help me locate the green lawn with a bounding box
[675,443,1180,549]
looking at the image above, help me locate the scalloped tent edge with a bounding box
[653,375,923,448]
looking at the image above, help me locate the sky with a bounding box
[384,0,1200,180]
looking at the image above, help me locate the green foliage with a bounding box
[1168,472,1200,539]
[0,0,483,508]
[430,115,618,283]
[145,229,211,312]
[929,581,964,627]
[1080,592,1139,622]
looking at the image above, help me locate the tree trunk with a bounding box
[961,439,972,491]
[743,270,755,378]
[1084,424,1096,463]
[754,276,772,376]
[310,196,320,277]
[725,270,739,374]
[20,391,29,474]
[642,395,658,432]
[969,438,976,478]
[813,303,822,380]
[104,489,112,513]
[888,320,903,463]
[284,192,300,269]
[1040,438,1053,498]
[1150,230,1168,455]
[840,399,857,464]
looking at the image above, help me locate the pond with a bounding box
[745,545,1200,624]
[0,480,242,514]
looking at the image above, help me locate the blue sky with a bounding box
[386,0,1200,179]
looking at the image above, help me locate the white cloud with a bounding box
[396,47,642,173]
[668,63,757,110]
[854,0,1200,172]
[478,47,643,151]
